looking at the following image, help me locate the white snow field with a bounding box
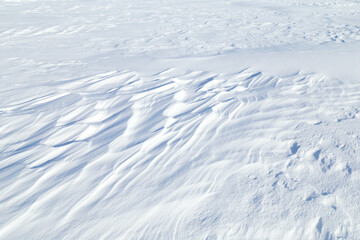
[1,0,360,239]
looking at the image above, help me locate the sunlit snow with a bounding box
[1,0,360,239]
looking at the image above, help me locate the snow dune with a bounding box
[1,67,360,238]
[1,0,360,239]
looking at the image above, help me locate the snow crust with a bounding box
[1,0,360,239]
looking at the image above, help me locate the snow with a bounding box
[1,0,360,239]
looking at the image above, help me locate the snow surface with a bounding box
[1,0,360,239]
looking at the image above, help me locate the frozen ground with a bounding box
[1,0,360,239]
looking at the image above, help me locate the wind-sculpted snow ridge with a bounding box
[1,68,360,239]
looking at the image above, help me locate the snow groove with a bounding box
[1,68,360,239]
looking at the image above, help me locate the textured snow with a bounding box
[1,0,360,239]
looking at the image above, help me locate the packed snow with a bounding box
[1,0,360,239]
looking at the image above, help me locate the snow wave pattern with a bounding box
[1,68,360,239]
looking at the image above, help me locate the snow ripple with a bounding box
[1,68,360,238]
